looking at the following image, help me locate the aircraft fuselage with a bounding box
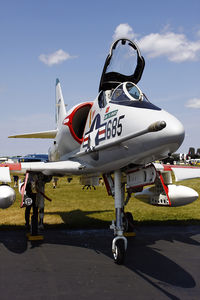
[50,82,184,174]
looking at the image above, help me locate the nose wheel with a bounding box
[124,212,135,233]
[112,236,127,264]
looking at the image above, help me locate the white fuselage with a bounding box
[49,87,185,174]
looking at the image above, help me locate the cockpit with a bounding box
[111,82,147,103]
[110,82,161,110]
[98,81,160,110]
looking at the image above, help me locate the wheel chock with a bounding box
[124,232,136,237]
[26,233,44,241]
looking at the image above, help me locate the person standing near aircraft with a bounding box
[13,175,18,188]
[20,173,50,233]
[52,177,58,189]
[35,174,45,230]
[34,174,52,231]
[24,175,38,232]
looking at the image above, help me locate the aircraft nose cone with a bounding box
[164,113,185,152]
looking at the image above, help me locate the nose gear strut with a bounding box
[110,170,128,264]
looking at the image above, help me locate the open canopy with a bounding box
[99,38,145,92]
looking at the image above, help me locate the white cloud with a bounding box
[113,24,200,62]
[113,23,136,40]
[185,98,200,108]
[39,49,76,66]
[197,30,200,38]
[139,32,200,62]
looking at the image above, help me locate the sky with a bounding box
[0,0,200,156]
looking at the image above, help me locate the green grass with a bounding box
[1,176,200,229]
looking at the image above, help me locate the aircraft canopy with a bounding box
[99,38,145,92]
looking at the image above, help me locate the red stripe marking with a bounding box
[159,173,171,206]
[103,174,113,196]
[163,164,200,171]
[106,106,110,113]
[99,129,105,135]
[0,163,22,171]
[20,172,29,208]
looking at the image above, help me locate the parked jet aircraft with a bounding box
[186,147,200,160]
[1,38,200,264]
[17,154,49,163]
[162,147,200,164]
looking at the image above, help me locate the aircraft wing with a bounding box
[154,163,200,181]
[0,160,85,182]
[8,129,58,139]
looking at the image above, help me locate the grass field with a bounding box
[1,176,200,229]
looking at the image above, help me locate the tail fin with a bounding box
[196,148,200,156]
[188,147,195,157]
[56,78,67,129]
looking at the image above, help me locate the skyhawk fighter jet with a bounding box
[1,39,199,264]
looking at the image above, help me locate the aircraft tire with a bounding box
[113,239,125,264]
[124,212,134,232]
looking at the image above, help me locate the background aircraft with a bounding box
[186,147,200,160]
[162,147,200,165]
[0,38,200,264]
[17,154,48,163]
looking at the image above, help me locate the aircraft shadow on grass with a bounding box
[0,209,200,299]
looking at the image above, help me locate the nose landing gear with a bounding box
[110,170,131,264]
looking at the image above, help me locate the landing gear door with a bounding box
[99,38,145,92]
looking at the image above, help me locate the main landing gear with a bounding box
[110,170,134,264]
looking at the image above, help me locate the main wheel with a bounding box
[124,212,134,232]
[113,239,125,264]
